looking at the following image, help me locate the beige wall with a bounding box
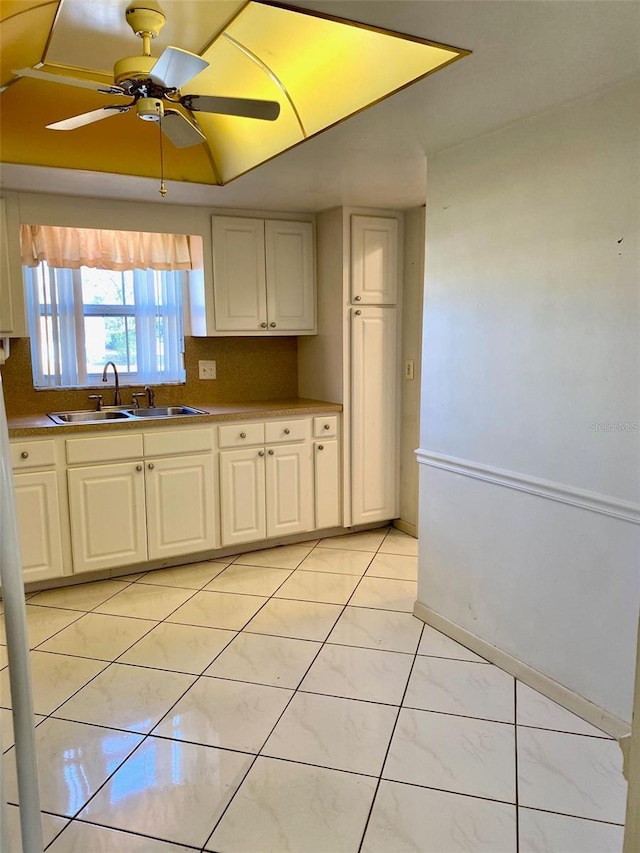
[398,206,425,533]
[418,78,640,724]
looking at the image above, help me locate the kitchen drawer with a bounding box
[218,422,265,449]
[264,418,311,444]
[66,433,143,465]
[313,415,338,438]
[11,440,56,469]
[144,427,213,457]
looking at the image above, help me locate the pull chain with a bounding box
[157,103,167,197]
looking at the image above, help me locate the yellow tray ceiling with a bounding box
[0,1,468,187]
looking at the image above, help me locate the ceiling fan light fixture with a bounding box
[137,97,163,121]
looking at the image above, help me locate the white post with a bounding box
[0,374,43,853]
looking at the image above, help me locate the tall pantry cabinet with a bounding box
[298,208,402,528]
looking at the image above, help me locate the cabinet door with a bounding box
[13,471,64,582]
[265,220,315,331]
[68,462,147,572]
[314,440,341,530]
[351,306,398,524]
[351,215,398,305]
[145,453,216,560]
[212,216,268,331]
[266,443,313,538]
[219,447,266,547]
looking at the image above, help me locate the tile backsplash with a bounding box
[1,336,299,416]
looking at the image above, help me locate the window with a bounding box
[21,226,197,389]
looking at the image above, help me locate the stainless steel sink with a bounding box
[48,410,132,425]
[48,405,206,425]
[127,406,206,418]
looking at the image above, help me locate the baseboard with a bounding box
[414,600,630,740]
[393,519,417,538]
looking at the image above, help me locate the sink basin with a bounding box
[48,405,207,425]
[48,410,131,425]
[127,406,206,418]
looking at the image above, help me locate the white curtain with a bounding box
[133,269,184,385]
[21,225,193,272]
[25,265,82,388]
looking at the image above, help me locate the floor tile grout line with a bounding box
[356,619,426,853]
[16,528,415,848]
[201,527,394,850]
[47,814,203,852]
[199,535,379,849]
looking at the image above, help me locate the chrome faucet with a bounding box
[102,361,122,406]
[144,385,155,408]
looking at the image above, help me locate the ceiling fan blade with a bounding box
[13,67,123,94]
[46,106,130,131]
[180,95,280,121]
[161,109,206,148]
[149,47,208,90]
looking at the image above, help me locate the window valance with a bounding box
[20,225,193,272]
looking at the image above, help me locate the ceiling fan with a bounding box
[12,1,281,151]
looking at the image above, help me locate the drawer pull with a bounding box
[20,451,29,459]
[148,463,155,470]
[323,423,330,430]
[268,449,275,455]
[240,432,247,439]
[258,450,265,457]
[260,322,268,328]
[136,464,143,472]
[270,322,276,328]
[354,295,362,302]
[284,428,290,435]
[318,444,324,451]
[355,309,362,316]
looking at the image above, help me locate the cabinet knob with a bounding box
[136,464,143,472]
[284,428,290,435]
[323,423,330,430]
[148,463,155,470]
[355,309,362,316]
[258,450,265,457]
[20,451,29,459]
[240,432,247,439]
[260,322,267,328]
[270,322,276,328]
[268,449,275,455]
[354,295,362,302]
[318,444,324,451]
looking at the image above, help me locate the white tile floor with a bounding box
[1,527,627,852]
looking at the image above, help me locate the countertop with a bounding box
[8,398,342,438]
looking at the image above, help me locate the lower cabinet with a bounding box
[220,440,313,547]
[314,439,340,530]
[68,461,147,573]
[146,454,215,561]
[67,445,216,573]
[13,470,65,582]
[11,412,340,581]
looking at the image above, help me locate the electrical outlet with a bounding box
[404,359,415,380]
[198,360,216,380]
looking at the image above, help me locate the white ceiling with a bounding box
[2,0,639,211]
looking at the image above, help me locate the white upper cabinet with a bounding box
[212,217,268,332]
[351,215,398,305]
[265,220,315,331]
[211,215,315,335]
